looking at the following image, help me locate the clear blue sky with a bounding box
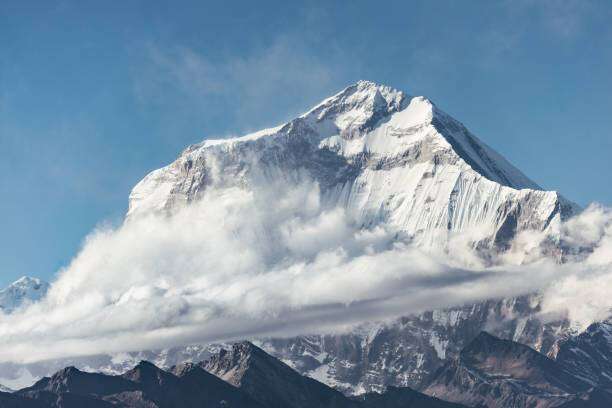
[1,0,611,286]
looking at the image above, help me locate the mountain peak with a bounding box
[121,359,180,392]
[53,366,81,377]
[17,360,266,407]
[334,79,405,100]
[20,364,136,397]
[202,341,273,387]
[231,341,266,356]
[203,341,357,408]
[300,81,547,192]
[0,276,49,313]
[355,79,385,87]
[13,276,40,285]
[304,80,406,133]
[347,79,406,101]
[10,276,46,290]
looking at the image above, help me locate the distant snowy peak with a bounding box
[127,81,577,251]
[0,276,49,314]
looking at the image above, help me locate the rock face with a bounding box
[98,81,579,394]
[127,80,576,252]
[0,81,592,401]
[202,341,359,408]
[424,332,596,408]
[20,366,136,396]
[555,322,612,389]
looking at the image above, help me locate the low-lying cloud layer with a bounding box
[0,180,611,364]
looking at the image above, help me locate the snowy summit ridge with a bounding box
[128,80,577,251]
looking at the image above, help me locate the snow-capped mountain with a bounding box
[0,277,49,314]
[128,80,576,252]
[118,80,583,394]
[0,82,593,400]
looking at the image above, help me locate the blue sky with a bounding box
[1,0,611,286]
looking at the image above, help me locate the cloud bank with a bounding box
[0,179,611,364]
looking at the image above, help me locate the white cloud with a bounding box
[0,176,611,363]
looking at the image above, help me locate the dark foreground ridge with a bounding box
[6,334,612,407]
[5,341,467,408]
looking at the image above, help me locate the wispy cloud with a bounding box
[536,0,595,38]
[505,0,597,39]
[131,35,356,136]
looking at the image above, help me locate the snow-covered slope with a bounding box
[0,277,49,314]
[127,80,576,251]
[112,81,582,394]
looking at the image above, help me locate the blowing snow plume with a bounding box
[1,81,610,364]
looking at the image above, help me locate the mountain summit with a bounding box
[128,81,576,251]
[0,276,49,313]
[202,341,357,408]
